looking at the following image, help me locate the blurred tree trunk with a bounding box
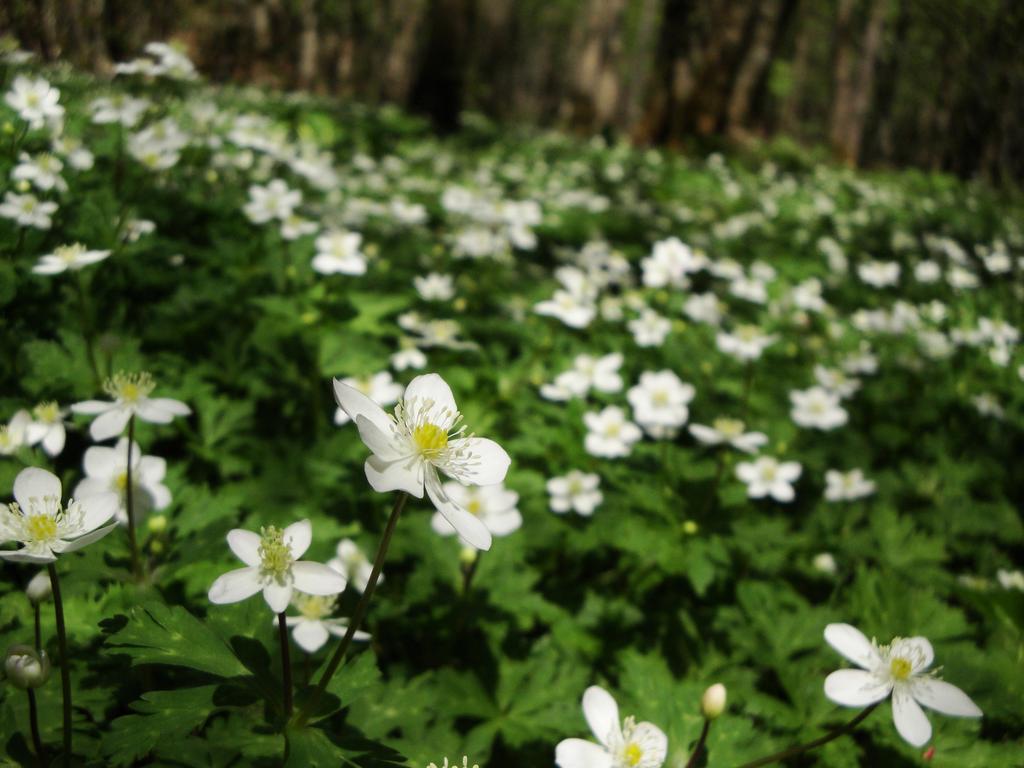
[779,1,811,136]
[408,0,471,132]
[296,0,319,90]
[561,0,628,131]
[634,0,696,144]
[725,0,784,138]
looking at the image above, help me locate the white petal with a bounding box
[41,426,65,456]
[291,561,347,595]
[911,678,982,717]
[70,400,112,415]
[770,482,795,502]
[582,686,621,748]
[403,373,457,423]
[263,581,293,613]
[90,408,131,441]
[824,669,892,706]
[425,469,491,550]
[824,623,882,669]
[555,738,613,768]
[484,508,522,537]
[430,511,456,536]
[208,567,263,604]
[892,685,932,746]
[0,547,57,564]
[688,424,721,445]
[146,397,191,416]
[292,620,330,653]
[83,445,118,479]
[630,722,668,764]
[332,379,392,434]
[445,437,511,485]
[355,415,405,461]
[14,467,61,509]
[76,492,118,532]
[283,519,312,559]
[135,400,176,423]
[899,636,935,673]
[364,455,425,497]
[227,529,262,567]
[60,522,117,553]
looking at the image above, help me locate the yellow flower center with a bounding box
[713,417,744,437]
[115,472,129,492]
[466,499,482,516]
[890,657,912,681]
[258,526,292,583]
[652,390,669,407]
[413,423,448,456]
[26,514,58,542]
[295,593,336,621]
[33,401,60,423]
[624,743,643,766]
[104,371,155,404]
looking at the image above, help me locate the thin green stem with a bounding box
[684,718,711,768]
[293,491,408,727]
[736,704,879,768]
[73,272,101,388]
[27,688,45,767]
[46,563,72,768]
[125,415,141,580]
[278,612,293,720]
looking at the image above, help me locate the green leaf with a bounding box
[102,685,219,766]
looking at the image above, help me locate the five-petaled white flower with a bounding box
[547,471,603,517]
[584,406,642,458]
[333,373,511,551]
[283,592,370,653]
[431,481,522,549]
[824,469,876,502]
[555,685,667,768]
[0,468,117,563]
[328,538,376,593]
[823,623,982,747]
[736,456,802,502]
[74,438,171,526]
[5,76,64,127]
[208,520,346,613]
[25,401,67,456]
[32,243,111,275]
[72,372,191,441]
[627,371,695,438]
[312,230,366,275]
[790,387,848,430]
[688,417,767,454]
[716,325,777,361]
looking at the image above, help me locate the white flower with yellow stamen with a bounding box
[1,410,33,455]
[547,471,602,517]
[25,401,68,456]
[333,373,511,551]
[0,467,117,563]
[688,417,767,454]
[283,591,370,653]
[823,623,982,747]
[735,456,802,502]
[74,438,171,526]
[431,482,521,549]
[556,686,667,768]
[32,243,111,275]
[208,520,346,613]
[72,371,191,441]
[328,538,375,593]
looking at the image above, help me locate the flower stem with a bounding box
[736,704,879,768]
[73,272,101,388]
[33,603,41,653]
[125,415,141,580]
[684,718,712,768]
[293,491,408,728]
[46,563,72,768]
[277,612,293,720]
[27,688,45,767]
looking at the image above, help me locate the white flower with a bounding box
[32,243,111,275]
[431,482,522,549]
[535,267,598,329]
[208,520,346,613]
[688,417,767,454]
[735,457,802,502]
[716,325,776,361]
[244,179,301,224]
[813,365,860,399]
[641,237,702,288]
[25,402,67,456]
[328,539,375,593]
[729,276,768,304]
[0,468,117,563]
[72,371,191,441]
[0,410,32,455]
[914,261,942,283]
[73,438,171,526]
[824,469,875,502]
[415,273,456,301]
[312,230,366,274]
[628,310,671,348]
[971,393,1004,420]
[547,471,602,516]
[0,192,58,229]
[333,373,511,550]
[584,406,642,458]
[627,371,695,438]
[857,260,901,288]
[12,153,66,192]
[334,372,404,425]
[996,569,1024,591]
[813,552,838,575]
[790,387,848,430]
[427,758,478,768]
[823,623,982,747]
[5,76,63,127]
[792,278,827,313]
[283,592,369,653]
[555,686,667,768]
[391,345,427,371]
[683,293,723,326]
[90,94,149,127]
[541,353,625,401]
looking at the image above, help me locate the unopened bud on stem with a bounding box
[25,570,51,605]
[3,645,51,690]
[701,683,727,720]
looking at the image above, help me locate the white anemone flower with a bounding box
[328,539,375,593]
[735,456,802,502]
[25,402,67,456]
[628,310,671,348]
[583,406,642,458]
[716,325,777,361]
[333,373,511,551]
[333,372,404,425]
[1,410,33,455]
[208,520,346,613]
[0,467,118,563]
[688,417,767,454]
[414,273,456,301]
[32,243,111,275]
[627,371,695,438]
[431,482,522,549]
[547,471,602,516]
[73,438,171,526]
[0,192,58,230]
[71,372,191,441]
[5,76,64,127]
[312,230,366,275]
[824,469,876,502]
[555,685,667,768]
[243,179,301,224]
[790,387,848,430]
[283,592,370,653]
[823,623,982,747]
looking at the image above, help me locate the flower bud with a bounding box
[701,683,727,720]
[3,646,51,690]
[459,547,478,567]
[147,514,168,534]
[25,571,52,605]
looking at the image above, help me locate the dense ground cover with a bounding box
[0,44,1022,767]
